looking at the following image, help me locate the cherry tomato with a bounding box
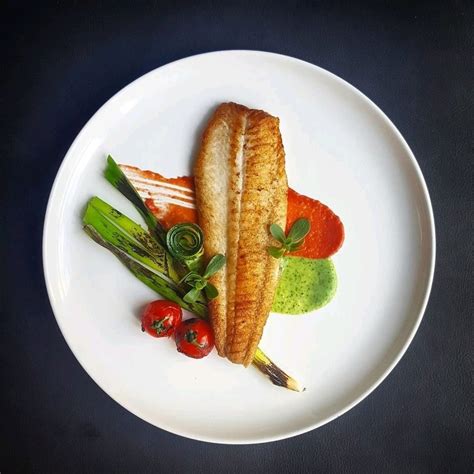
[141,300,182,338]
[174,318,214,359]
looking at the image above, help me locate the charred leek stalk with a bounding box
[84,196,180,283]
[83,198,208,317]
[253,348,301,392]
[104,155,167,246]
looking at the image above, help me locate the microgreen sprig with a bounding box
[180,254,226,303]
[267,218,311,258]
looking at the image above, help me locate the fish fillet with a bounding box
[194,103,288,365]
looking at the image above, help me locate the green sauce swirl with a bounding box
[272,256,337,314]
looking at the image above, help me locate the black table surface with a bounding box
[2,1,472,473]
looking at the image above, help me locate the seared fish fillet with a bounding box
[194,103,288,366]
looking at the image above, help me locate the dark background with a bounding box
[2,1,472,472]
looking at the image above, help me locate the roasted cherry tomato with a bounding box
[141,300,182,338]
[174,318,214,359]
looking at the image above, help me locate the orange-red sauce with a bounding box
[120,165,197,229]
[286,188,344,259]
[121,166,344,259]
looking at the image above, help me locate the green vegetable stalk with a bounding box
[83,224,208,317]
[84,196,180,284]
[104,155,167,246]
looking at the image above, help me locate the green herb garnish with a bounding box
[268,218,311,258]
[180,254,226,303]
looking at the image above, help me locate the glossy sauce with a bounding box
[120,165,197,229]
[286,189,344,259]
[272,257,337,314]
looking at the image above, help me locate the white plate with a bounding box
[43,51,435,444]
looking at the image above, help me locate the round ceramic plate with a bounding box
[43,51,435,444]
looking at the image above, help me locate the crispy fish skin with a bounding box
[193,103,247,356]
[226,109,287,366]
[241,120,287,366]
[194,103,287,365]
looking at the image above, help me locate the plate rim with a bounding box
[42,49,436,444]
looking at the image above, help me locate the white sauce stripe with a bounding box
[134,187,196,210]
[120,165,197,210]
[134,182,195,202]
[150,196,196,209]
[124,171,194,196]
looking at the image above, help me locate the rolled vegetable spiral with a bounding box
[166,223,204,272]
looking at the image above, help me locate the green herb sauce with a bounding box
[272,256,337,314]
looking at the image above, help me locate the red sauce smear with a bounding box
[286,188,344,259]
[120,165,198,228]
[121,165,344,259]
[144,196,197,230]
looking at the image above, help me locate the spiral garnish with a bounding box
[166,223,204,272]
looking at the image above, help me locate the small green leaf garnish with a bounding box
[204,282,219,299]
[183,287,202,304]
[268,246,286,259]
[267,218,311,258]
[182,254,226,303]
[287,218,311,243]
[270,223,286,242]
[203,254,226,279]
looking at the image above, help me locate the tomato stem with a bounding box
[151,316,170,335]
[185,330,206,348]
